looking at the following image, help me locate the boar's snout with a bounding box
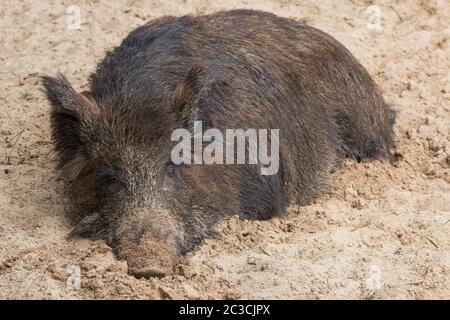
[121,237,176,279]
[114,208,181,279]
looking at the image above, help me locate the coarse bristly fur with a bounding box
[41,9,395,278]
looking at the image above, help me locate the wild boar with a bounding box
[41,9,395,278]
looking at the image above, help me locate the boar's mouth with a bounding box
[129,267,167,279]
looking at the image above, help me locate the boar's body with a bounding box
[42,10,394,277]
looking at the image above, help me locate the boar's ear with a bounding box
[41,74,99,168]
[171,64,204,128]
[171,63,224,129]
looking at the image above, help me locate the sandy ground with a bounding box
[0,0,449,300]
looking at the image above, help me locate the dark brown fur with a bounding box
[41,10,395,278]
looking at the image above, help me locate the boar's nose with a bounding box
[118,234,178,279]
[114,208,180,279]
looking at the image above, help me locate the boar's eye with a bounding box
[165,161,187,180]
[165,162,179,179]
[164,162,186,190]
[95,167,122,193]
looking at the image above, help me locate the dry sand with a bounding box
[0,0,449,299]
